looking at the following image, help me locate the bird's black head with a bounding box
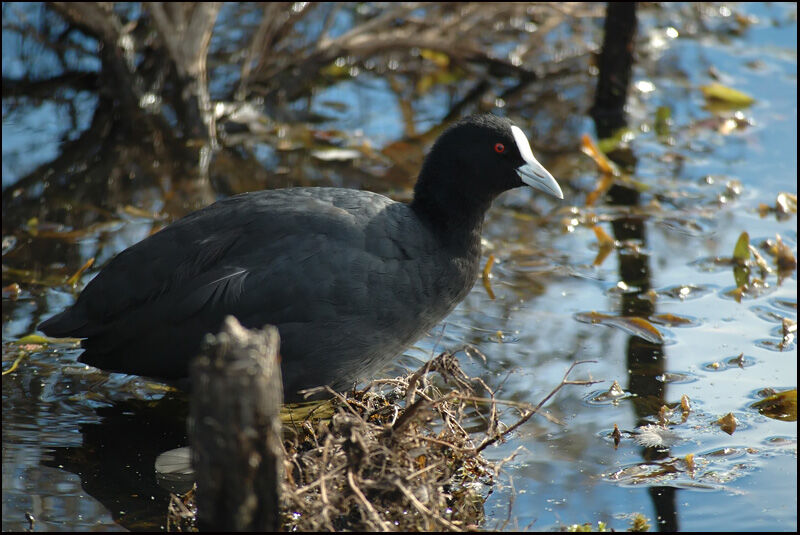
[411,114,562,231]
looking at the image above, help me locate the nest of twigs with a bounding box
[280,351,591,532]
[282,350,492,531]
[168,349,592,532]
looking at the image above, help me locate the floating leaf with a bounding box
[27,219,121,242]
[723,277,772,303]
[714,412,738,435]
[592,225,615,265]
[655,105,672,137]
[14,334,51,345]
[730,353,746,368]
[2,351,26,376]
[774,234,796,281]
[680,394,691,423]
[607,380,626,397]
[574,312,663,343]
[701,82,755,108]
[592,225,614,247]
[488,329,516,343]
[482,254,496,300]
[588,381,629,405]
[732,232,750,264]
[650,313,695,327]
[731,232,752,289]
[751,389,796,422]
[684,453,696,473]
[758,192,798,219]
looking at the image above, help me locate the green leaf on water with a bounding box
[15,334,51,345]
[655,105,672,137]
[701,82,755,108]
[732,232,750,265]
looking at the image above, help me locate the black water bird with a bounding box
[39,114,563,400]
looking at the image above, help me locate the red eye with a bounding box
[494,143,505,153]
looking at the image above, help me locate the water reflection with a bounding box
[42,395,189,531]
[592,3,677,529]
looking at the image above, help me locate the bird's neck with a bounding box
[409,180,490,255]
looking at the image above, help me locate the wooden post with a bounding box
[189,316,283,531]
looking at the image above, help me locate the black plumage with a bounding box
[39,114,563,400]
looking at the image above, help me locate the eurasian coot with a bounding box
[39,114,563,400]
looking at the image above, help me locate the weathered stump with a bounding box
[189,316,283,531]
